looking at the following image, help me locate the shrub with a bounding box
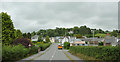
[32,41,37,43]
[2,44,29,61]
[37,43,51,51]
[45,36,50,43]
[69,46,120,61]
[12,38,33,48]
[64,42,70,49]
[2,44,39,61]
[29,46,39,54]
[98,42,103,46]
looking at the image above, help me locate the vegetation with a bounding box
[74,34,83,38]
[69,46,120,61]
[45,36,50,43]
[35,26,120,38]
[12,38,33,48]
[98,42,104,46]
[1,12,16,45]
[95,33,106,38]
[2,44,39,61]
[22,32,31,39]
[15,29,23,39]
[38,35,43,42]
[33,42,51,51]
[64,42,70,49]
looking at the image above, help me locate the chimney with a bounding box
[107,33,109,36]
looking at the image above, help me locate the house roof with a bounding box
[31,35,39,39]
[74,39,82,41]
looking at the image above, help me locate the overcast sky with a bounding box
[0,2,118,33]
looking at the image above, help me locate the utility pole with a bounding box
[92,30,95,46]
[93,30,95,46]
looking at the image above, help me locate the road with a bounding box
[31,43,83,62]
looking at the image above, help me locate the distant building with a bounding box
[68,31,74,34]
[73,39,86,46]
[88,41,99,46]
[31,35,39,41]
[50,37,55,43]
[104,33,118,46]
[118,40,120,45]
[61,36,69,46]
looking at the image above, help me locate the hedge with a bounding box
[37,43,51,51]
[69,46,120,61]
[2,44,39,61]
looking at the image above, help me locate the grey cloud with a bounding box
[0,2,118,32]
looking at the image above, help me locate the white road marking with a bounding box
[49,44,57,62]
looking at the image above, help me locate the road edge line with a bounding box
[63,51,75,62]
[30,44,54,60]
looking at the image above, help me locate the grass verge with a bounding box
[69,51,100,62]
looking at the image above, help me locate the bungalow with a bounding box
[88,41,99,46]
[73,39,87,46]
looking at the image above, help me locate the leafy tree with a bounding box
[74,34,82,38]
[73,26,79,34]
[64,42,70,49]
[45,36,50,43]
[15,29,23,39]
[31,31,36,37]
[38,35,43,42]
[27,32,31,39]
[1,12,16,45]
[98,42,103,46]
[23,33,27,38]
[111,30,118,37]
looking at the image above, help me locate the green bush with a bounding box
[29,46,39,54]
[64,42,70,49]
[2,44,39,61]
[69,46,120,61]
[37,43,51,51]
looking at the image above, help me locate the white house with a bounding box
[61,37,69,46]
[31,35,39,41]
[50,37,55,43]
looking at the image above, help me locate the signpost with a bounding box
[28,44,31,48]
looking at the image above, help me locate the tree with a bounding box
[23,33,27,38]
[45,36,50,43]
[38,35,43,42]
[111,30,118,37]
[15,29,23,39]
[98,42,103,46]
[27,32,31,39]
[31,31,36,37]
[73,26,79,34]
[1,12,16,45]
[74,34,82,38]
[64,42,70,49]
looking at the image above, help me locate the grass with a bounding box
[95,33,106,37]
[69,51,100,61]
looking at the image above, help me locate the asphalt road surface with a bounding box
[31,43,83,62]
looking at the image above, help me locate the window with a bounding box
[82,44,85,45]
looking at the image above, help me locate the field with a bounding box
[95,33,107,37]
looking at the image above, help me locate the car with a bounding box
[58,43,62,49]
